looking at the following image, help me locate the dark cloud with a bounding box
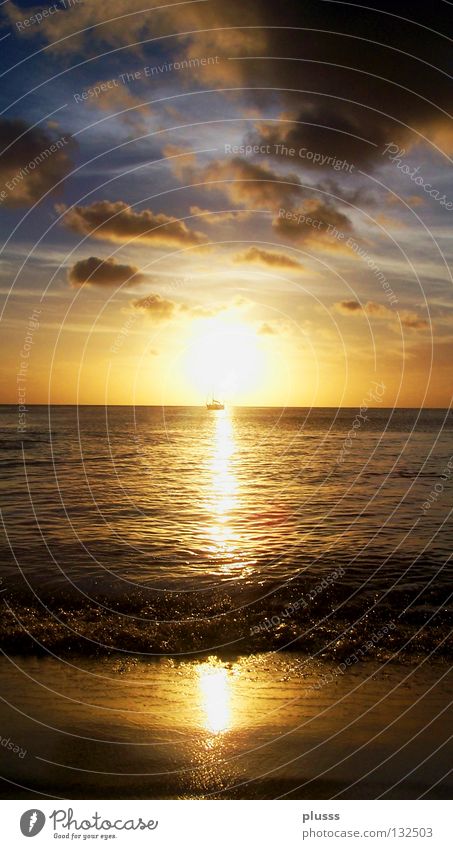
[240,1,453,167]
[336,300,429,330]
[234,246,303,270]
[5,3,448,182]
[69,257,144,288]
[202,157,304,209]
[5,0,451,174]
[0,118,75,208]
[336,300,363,315]
[59,201,206,248]
[272,199,354,249]
[199,158,354,248]
[133,293,177,320]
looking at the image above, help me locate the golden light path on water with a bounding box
[206,409,240,567]
[194,414,246,736]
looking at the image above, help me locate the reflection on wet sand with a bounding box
[197,661,232,734]
[0,654,451,799]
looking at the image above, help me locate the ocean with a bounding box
[1,405,452,659]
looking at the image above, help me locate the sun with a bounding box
[183,315,265,401]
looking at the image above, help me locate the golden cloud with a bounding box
[189,205,252,224]
[202,157,304,209]
[233,246,303,270]
[133,293,177,320]
[83,80,151,131]
[59,200,206,248]
[335,300,429,331]
[69,256,144,288]
[134,293,218,321]
[272,199,354,252]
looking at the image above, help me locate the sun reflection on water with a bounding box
[197,661,232,734]
[207,410,239,559]
[203,407,257,578]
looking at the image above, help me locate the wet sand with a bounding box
[0,653,451,800]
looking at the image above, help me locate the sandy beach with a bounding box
[0,652,451,800]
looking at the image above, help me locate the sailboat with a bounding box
[206,397,224,410]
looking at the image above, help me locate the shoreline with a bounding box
[0,652,451,800]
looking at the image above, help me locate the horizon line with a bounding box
[1,403,451,410]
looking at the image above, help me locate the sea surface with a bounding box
[0,405,452,658]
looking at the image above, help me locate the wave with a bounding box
[1,575,451,661]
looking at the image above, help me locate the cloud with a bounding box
[202,157,304,209]
[387,193,425,208]
[233,246,303,270]
[258,322,278,335]
[273,199,354,250]
[198,158,354,250]
[4,1,452,166]
[189,206,252,224]
[335,300,429,330]
[133,293,177,320]
[336,300,364,315]
[0,118,75,208]
[59,200,206,248]
[239,3,453,164]
[133,293,217,321]
[1,0,262,76]
[83,80,151,130]
[163,145,198,181]
[399,311,430,331]
[69,257,144,288]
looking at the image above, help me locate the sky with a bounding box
[0,0,452,407]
